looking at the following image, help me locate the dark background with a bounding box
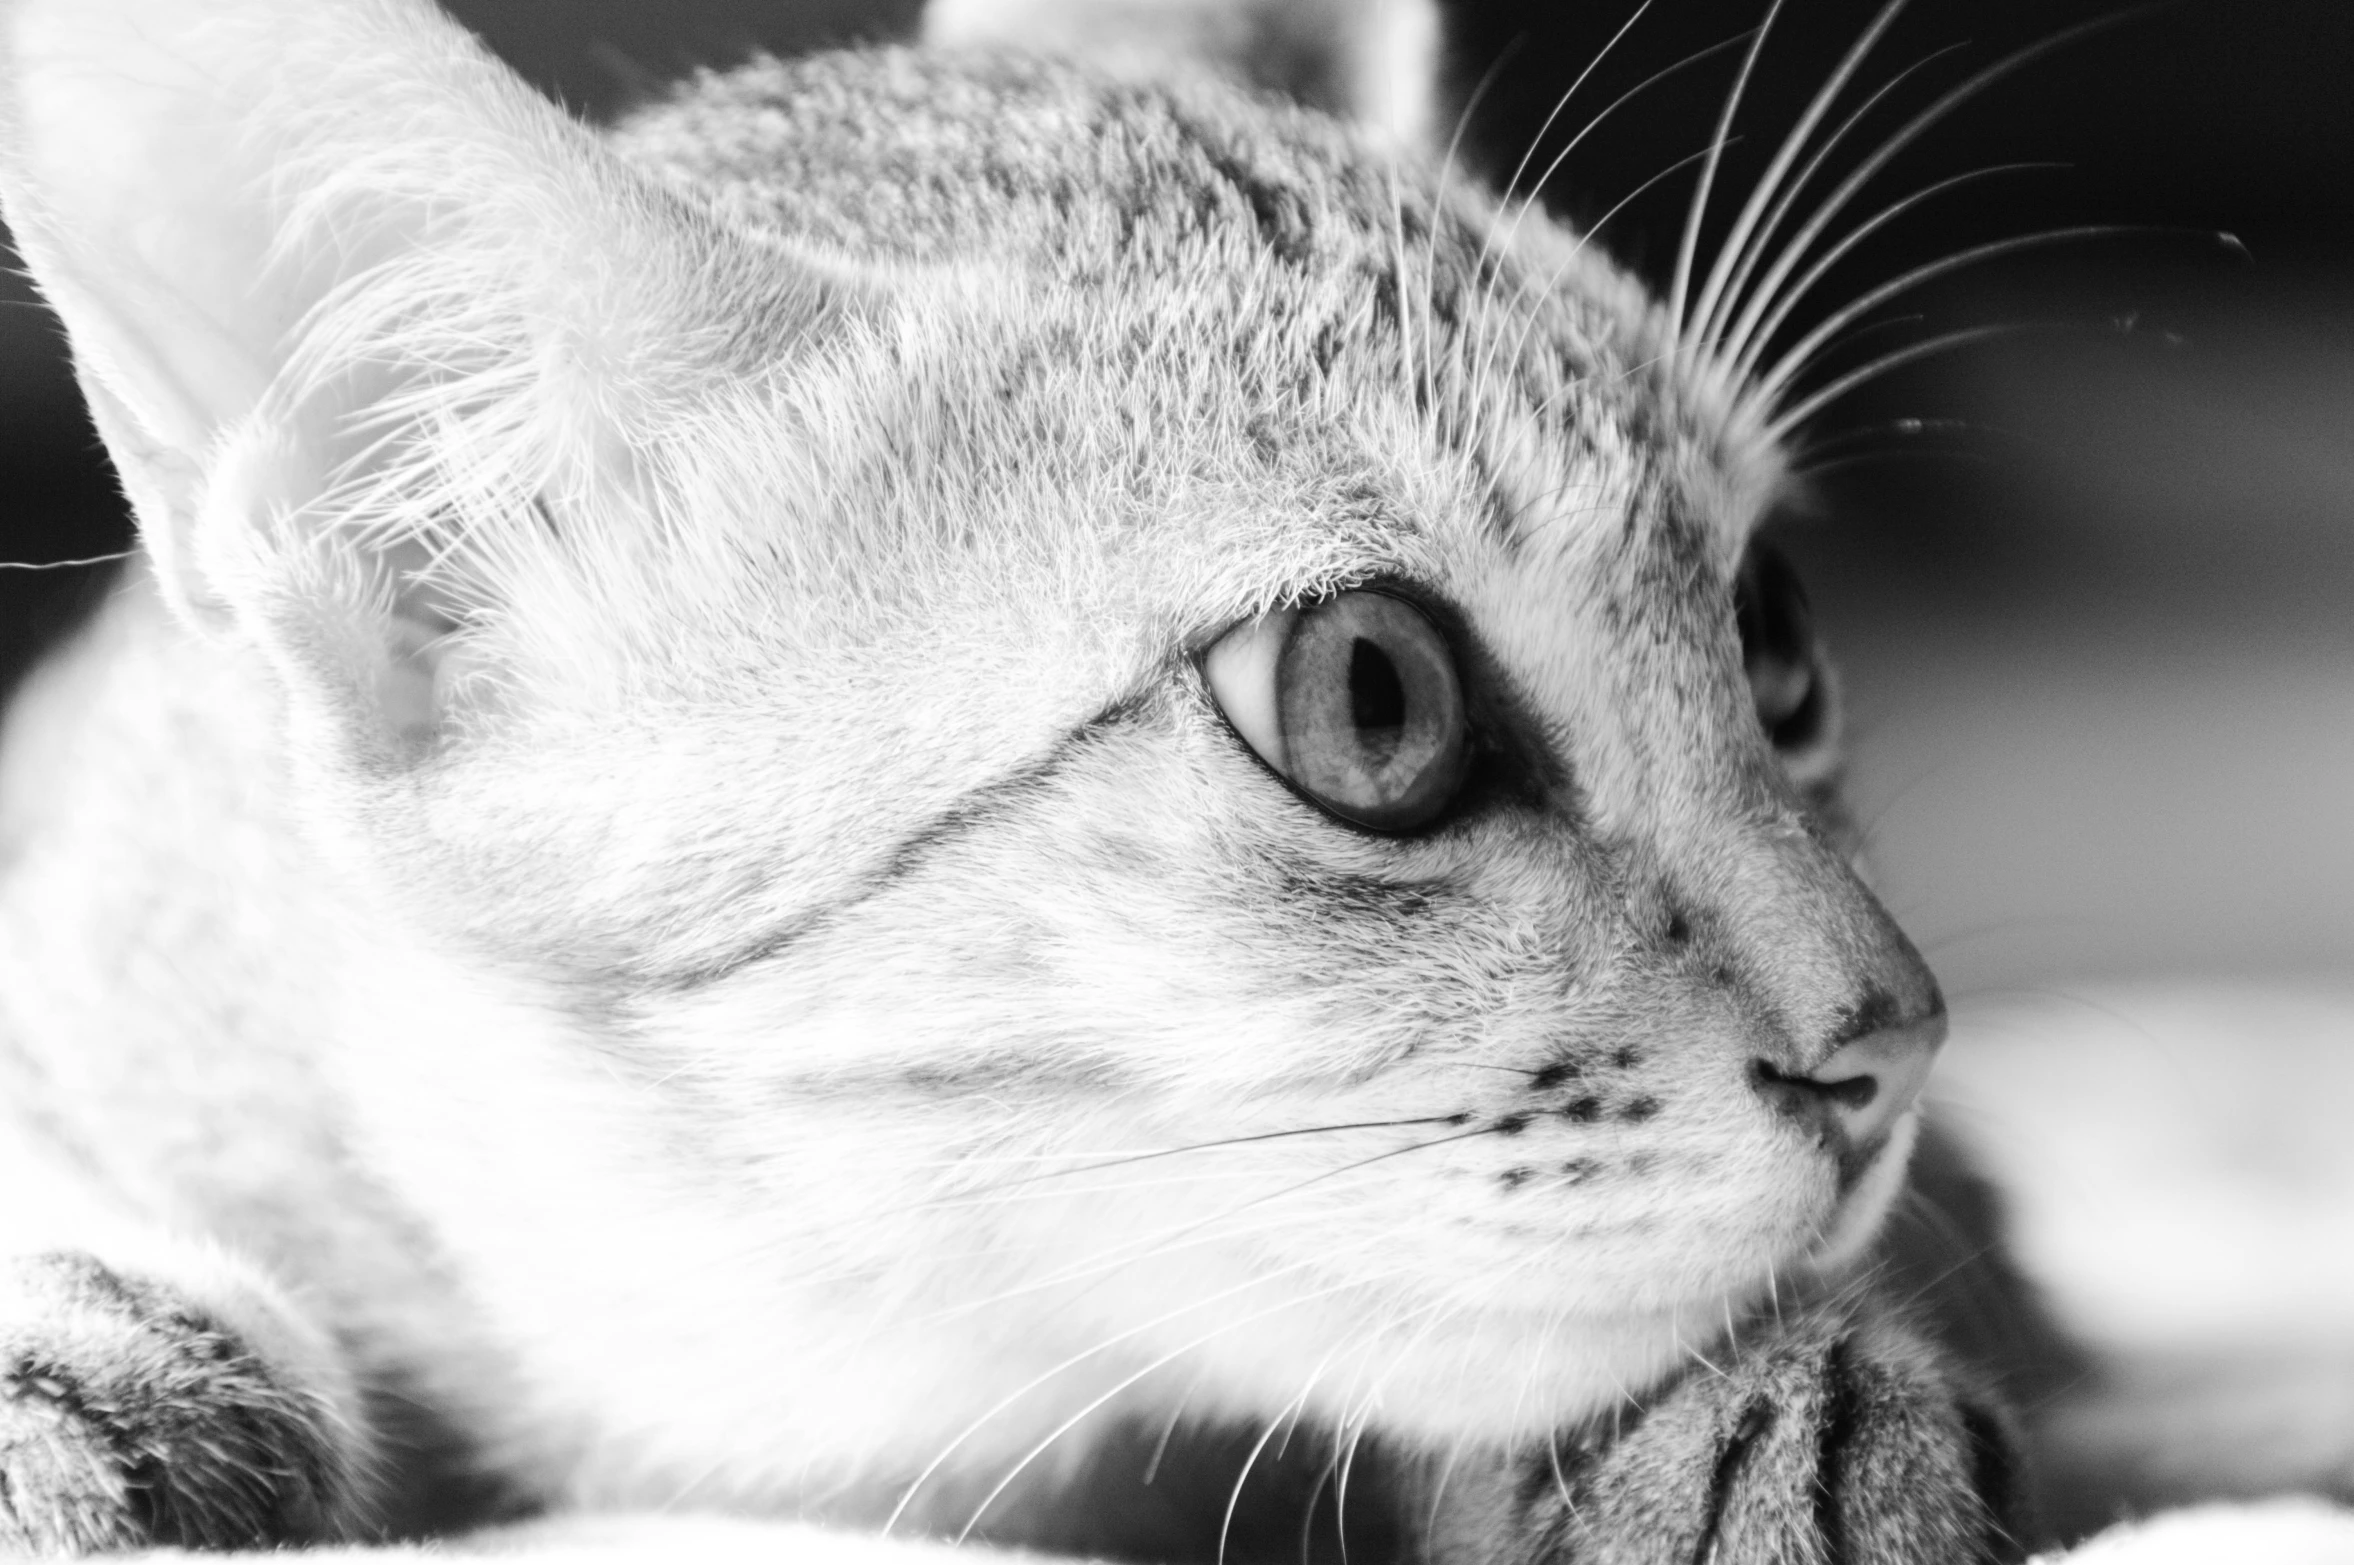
[5,0,2352,1001]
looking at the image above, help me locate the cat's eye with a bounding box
[1734,539,1825,752]
[1204,589,1471,833]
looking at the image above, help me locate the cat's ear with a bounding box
[0,0,853,764]
[924,0,1445,148]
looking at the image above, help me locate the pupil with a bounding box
[1349,638,1407,742]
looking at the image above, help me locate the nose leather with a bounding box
[1753,1010,1946,1155]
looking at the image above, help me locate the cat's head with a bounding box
[0,0,1941,1443]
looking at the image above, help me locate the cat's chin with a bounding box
[1259,1112,1928,1445]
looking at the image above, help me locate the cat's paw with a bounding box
[1525,1307,2020,1565]
[0,1251,356,1554]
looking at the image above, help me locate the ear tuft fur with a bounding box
[0,0,859,764]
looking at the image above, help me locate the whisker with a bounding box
[1728,162,2062,383]
[889,1239,1401,1536]
[1244,1290,1459,1565]
[1444,36,1524,187]
[1333,1401,1372,1565]
[1912,916,2088,965]
[1425,1059,1549,1079]
[1785,415,1999,479]
[1795,302,1927,347]
[1299,1444,1340,1565]
[1381,125,1417,403]
[1676,1315,1729,1380]
[1140,1368,1203,1486]
[1787,445,1991,483]
[953,1255,1409,1546]
[1344,1286,1481,1468]
[1491,1,1651,221]
[1756,219,2156,395]
[1484,29,1754,312]
[1888,1186,2007,1300]
[890,1128,1442,1171]
[856,1129,1478,1327]
[1670,0,1784,345]
[885,1276,1284,1535]
[773,1153,1453,1303]
[1421,1433,1472,1555]
[1546,1425,1576,1515]
[885,1110,1506,1515]
[1461,27,1763,428]
[1727,12,2130,387]
[1419,37,1525,447]
[903,1115,1470,1208]
[894,1189,1424,1329]
[1691,0,1913,355]
[974,1124,1503,1325]
[1758,217,2239,419]
[0,549,135,572]
[1708,44,1972,365]
[873,1166,1275,1222]
[1483,146,1720,417]
[1218,1413,1298,1565]
[1465,20,1748,427]
[1234,1124,1501,1211]
[1426,33,1524,293]
[1765,322,2025,441]
[1770,322,2024,433]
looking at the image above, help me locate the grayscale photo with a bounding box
[0,0,2349,1559]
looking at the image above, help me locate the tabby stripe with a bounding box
[660,696,1150,992]
[1813,1338,1861,1565]
[1184,132,1316,267]
[1692,1398,1773,1565]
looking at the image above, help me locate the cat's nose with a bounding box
[1751,1008,1945,1156]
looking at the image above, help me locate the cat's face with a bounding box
[0,0,1940,1443]
[366,61,1939,1437]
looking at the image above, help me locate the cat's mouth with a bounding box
[1807,1109,1926,1274]
[1408,1060,1928,1329]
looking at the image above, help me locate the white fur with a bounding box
[0,0,2024,1556]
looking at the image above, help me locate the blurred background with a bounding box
[4,0,2352,1005]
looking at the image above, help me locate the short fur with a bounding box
[0,0,2007,1559]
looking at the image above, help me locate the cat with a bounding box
[0,0,2038,1557]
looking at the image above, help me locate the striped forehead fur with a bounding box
[264,45,1783,692]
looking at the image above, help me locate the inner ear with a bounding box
[0,0,873,766]
[366,533,477,747]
